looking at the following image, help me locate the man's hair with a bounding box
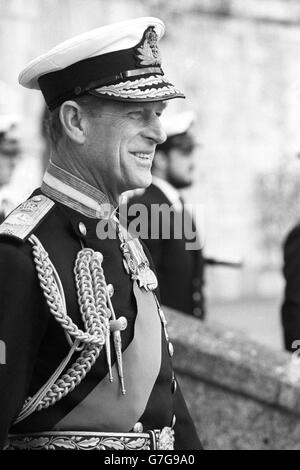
[42,106,61,148]
[42,94,107,149]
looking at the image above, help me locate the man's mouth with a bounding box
[130,152,153,161]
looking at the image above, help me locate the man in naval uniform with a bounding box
[127,111,206,319]
[0,18,202,450]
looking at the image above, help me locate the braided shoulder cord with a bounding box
[30,237,105,346]
[14,237,109,424]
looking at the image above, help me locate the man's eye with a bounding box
[128,111,143,119]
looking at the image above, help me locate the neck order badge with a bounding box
[117,224,158,292]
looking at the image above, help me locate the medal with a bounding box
[117,225,158,291]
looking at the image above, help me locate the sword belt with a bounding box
[6,427,174,450]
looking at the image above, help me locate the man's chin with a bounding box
[130,174,152,191]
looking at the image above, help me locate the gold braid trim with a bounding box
[15,239,109,424]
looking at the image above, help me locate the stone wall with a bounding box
[149,0,300,25]
[165,306,300,449]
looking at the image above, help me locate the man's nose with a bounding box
[143,116,167,145]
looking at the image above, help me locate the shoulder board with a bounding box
[0,195,55,242]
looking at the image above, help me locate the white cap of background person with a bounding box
[157,110,197,155]
[160,110,196,139]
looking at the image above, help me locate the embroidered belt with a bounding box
[7,427,174,450]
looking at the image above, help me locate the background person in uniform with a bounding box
[127,111,206,319]
[0,129,20,222]
[0,18,202,450]
[281,224,300,352]
[0,83,21,222]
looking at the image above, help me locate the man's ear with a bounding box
[59,100,87,144]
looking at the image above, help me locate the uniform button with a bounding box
[192,292,202,302]
[171,378,177,394]
[79,222,87,236]
[171,414,176,429]
[32,196,42,202]
[133,422,143,433]
[107,283,114,297]
[192,278,201,287]
[168,342,174,357]
[193,307,203,318]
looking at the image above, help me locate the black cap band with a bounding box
[38,46,164,110]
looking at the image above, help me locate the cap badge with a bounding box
[135,26,161,67]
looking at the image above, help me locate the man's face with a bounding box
[166,146,196,190]
[84,99,167,199]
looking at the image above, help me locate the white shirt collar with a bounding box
[151,176,182,209]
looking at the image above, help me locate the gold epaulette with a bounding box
[0,195,55,241]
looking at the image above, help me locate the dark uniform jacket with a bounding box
[128,183,205,319]
[282,224,300,352]
[0,187,202,450]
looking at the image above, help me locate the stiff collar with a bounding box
[41,161,113,219]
